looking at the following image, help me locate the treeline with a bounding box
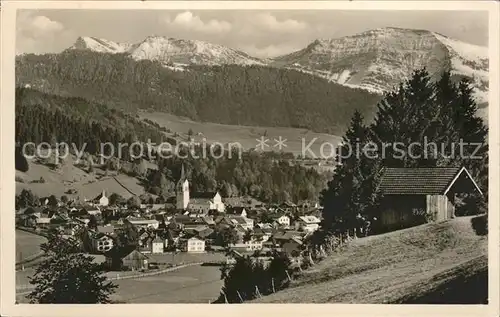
[15,88,168,159]
[319,69,488,235]
[145,149,330,204]
[16,51,380,134]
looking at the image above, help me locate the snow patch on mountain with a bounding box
[272,27,489,104]
[68,35,265,66]
[433,32,489,103]
[69,37,132,53]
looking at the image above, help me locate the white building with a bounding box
[93,190,109,207]
[126,218,160,229]
[176,164,225,213]
[180,237,205,253]
[152,236,164,254]
[90,233,114,253]
[270,214,290,227]
[298,216,321,232]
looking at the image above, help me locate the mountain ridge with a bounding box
[64,27,489,104]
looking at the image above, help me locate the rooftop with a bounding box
[378,167,481,195]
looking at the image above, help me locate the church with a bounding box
[176,165,225,213]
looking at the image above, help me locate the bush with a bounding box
[15,147,30,172]
[471,214,488,236]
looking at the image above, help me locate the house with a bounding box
[152,236,164,254]
[230,236,263,252]
[226,207,247,217]
[253,227,273,242]
[82,205,101,216]
[272,230,306,247]
[97,225,115,235]
[121,250,149,271]
[297,216,321,233]
[269,213,290,227]
[282,237,303,257]
[93,190,109,207]
[225,215,254,231]
[175,164,225,212]
[23,207,42,218]
[90,232,114,253]
[127,217,159,229]
[225,249,244,265]
[188,192,225,213]
[145,204,166,213]
[179,237,205,253]
[201,216,216,226]
[165,229,182,249]
[377,167,483,231]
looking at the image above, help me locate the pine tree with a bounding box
[27,233,117,303]
[320,110,380,233]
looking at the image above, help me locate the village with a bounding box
[15,164,324,273]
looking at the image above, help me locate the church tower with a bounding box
[176,164,190,210]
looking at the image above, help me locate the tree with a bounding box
[267,251,292,291]
[219,256,256,303]
[17,189,39,208]
[126,196,141,209]
[320,110,380,233]
[243,230,253,243]
[132,159,147,177]
[15,146,29,172]
[88,215,98,230]
[117,219,139,248]
[60,195,69,204]
[48,195,58,207]
[109,193,125,206]
[27,233,117,303]
[217,226,239,248]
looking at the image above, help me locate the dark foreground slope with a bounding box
[253,215,487,304]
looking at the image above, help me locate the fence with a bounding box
[107,262,203,281]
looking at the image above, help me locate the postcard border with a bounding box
[1,1,499,317]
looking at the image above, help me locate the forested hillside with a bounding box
[15,88,169,160]
[15,51,380,134]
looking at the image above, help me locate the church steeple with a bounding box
[180,164,186,182]
[176,163,189,210]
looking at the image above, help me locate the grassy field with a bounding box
[139,111,342,157]
[16,229,46,263]
[110,264,223,303]
[253,215,487,304]
[15,154,148,199]
[16,251,227,303]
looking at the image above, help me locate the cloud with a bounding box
[251,13,309,33]
[165,11,232,34]
[16,11,75,54]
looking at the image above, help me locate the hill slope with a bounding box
[15,51,380,134]
[253,216,487,303]
[16,154,148,200]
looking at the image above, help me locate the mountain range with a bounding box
[67,27,489,105]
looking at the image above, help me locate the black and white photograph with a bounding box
[1,0,499,315]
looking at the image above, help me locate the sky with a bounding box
[16,10,489,57]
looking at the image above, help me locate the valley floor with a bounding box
[252,215,487,304]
